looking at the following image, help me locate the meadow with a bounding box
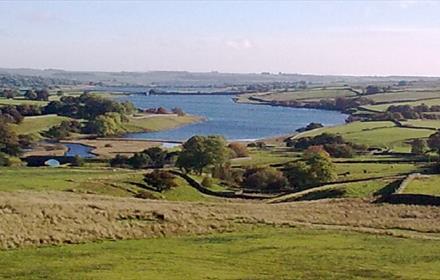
[404,175,440,196]
[1,226,439,280]
[10,115,70,136]
[294,120,435,152]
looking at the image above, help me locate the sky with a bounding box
[0,1,440,76]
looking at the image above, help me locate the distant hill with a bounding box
[0,68,439,88]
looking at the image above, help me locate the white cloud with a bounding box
[225,39,253,50]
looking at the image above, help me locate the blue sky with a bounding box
[1,1,440,75]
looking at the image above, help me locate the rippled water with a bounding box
[118,94,347,141]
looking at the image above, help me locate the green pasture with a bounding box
[295,121,434,152]
[1,226,439,280]
[10,115,70,136]
[403,175,440,196]
[260,87,357,102]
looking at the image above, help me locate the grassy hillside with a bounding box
[124,115,202,132]
[10,115,70,136]
[404,175,440,196]
[294,121,435,152]
[1,226,439,280]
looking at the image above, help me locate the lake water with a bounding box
[64,143,95,158]
[118,94,347,141]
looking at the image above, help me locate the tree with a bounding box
[142,147,167,168]
[0,122,20,156]
[1,89,17,99]
[365,85,381,95]
[242,166,288,192]
[411,139,428,155]
[144,170,177,192]
[176,135,229,174]
[110,154,130,168]
[35,89,50,101]
[84,113,125,136]
[128,152,152,169]
[228,142,249,158]
[428,132,440,154]
[284,150,336,190]
[24,89,37,100]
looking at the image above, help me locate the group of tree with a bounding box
[283,147,337,191]
[44,93,136,120]
[110,147,170,169]
[286,133,367,158]
[44,120,82,140]
[0,106,24,124]
[176,135,230,174]
[24,89,50,101]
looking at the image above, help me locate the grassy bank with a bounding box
[124,114,203,133]
[10,115,70,136]
[1,226,439,280]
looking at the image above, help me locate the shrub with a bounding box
[110,154,130,168]
[71,155,84,167]
[201,176,214,188]
[242,166,288,192]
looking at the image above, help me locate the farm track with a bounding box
[1,191,440,249]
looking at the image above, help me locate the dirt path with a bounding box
[1,191,440,249]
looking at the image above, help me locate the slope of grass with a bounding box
[361,98,440,112]
[259,87,357,102]
[334,162,422,181]
[0,97,48,106]
[10,115,70,136]
[1,226,439,280]
[295,121,434,151]
[124,115,202,132]
[0,167,145,197]
[366,90,440,103]
[404,175,440,196]
[402,119,440,129]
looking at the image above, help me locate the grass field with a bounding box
[365,90,440,103]
[0,167,218,201]
[404,175,440,196]
[334,162,421,181]
[10,115,70,136]
[1,226,439,280]
[402,119,440,129]
[231,148,298,167]
[361,98,440,112]
[268,178,397,203]
[0,97,49,106]
[295,121,434,151]
[0,167,145,197]
[258,87,357,102]
[124,115,203,132]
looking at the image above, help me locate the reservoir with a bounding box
[118,94,347,141]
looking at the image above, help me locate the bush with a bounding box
[143,170,178,192]
[71,155,84,167]
[110,154,130,168]
[242,166,288,192]
[323,143,354,158]
[201,176,214,188]
[0,153,22,167]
